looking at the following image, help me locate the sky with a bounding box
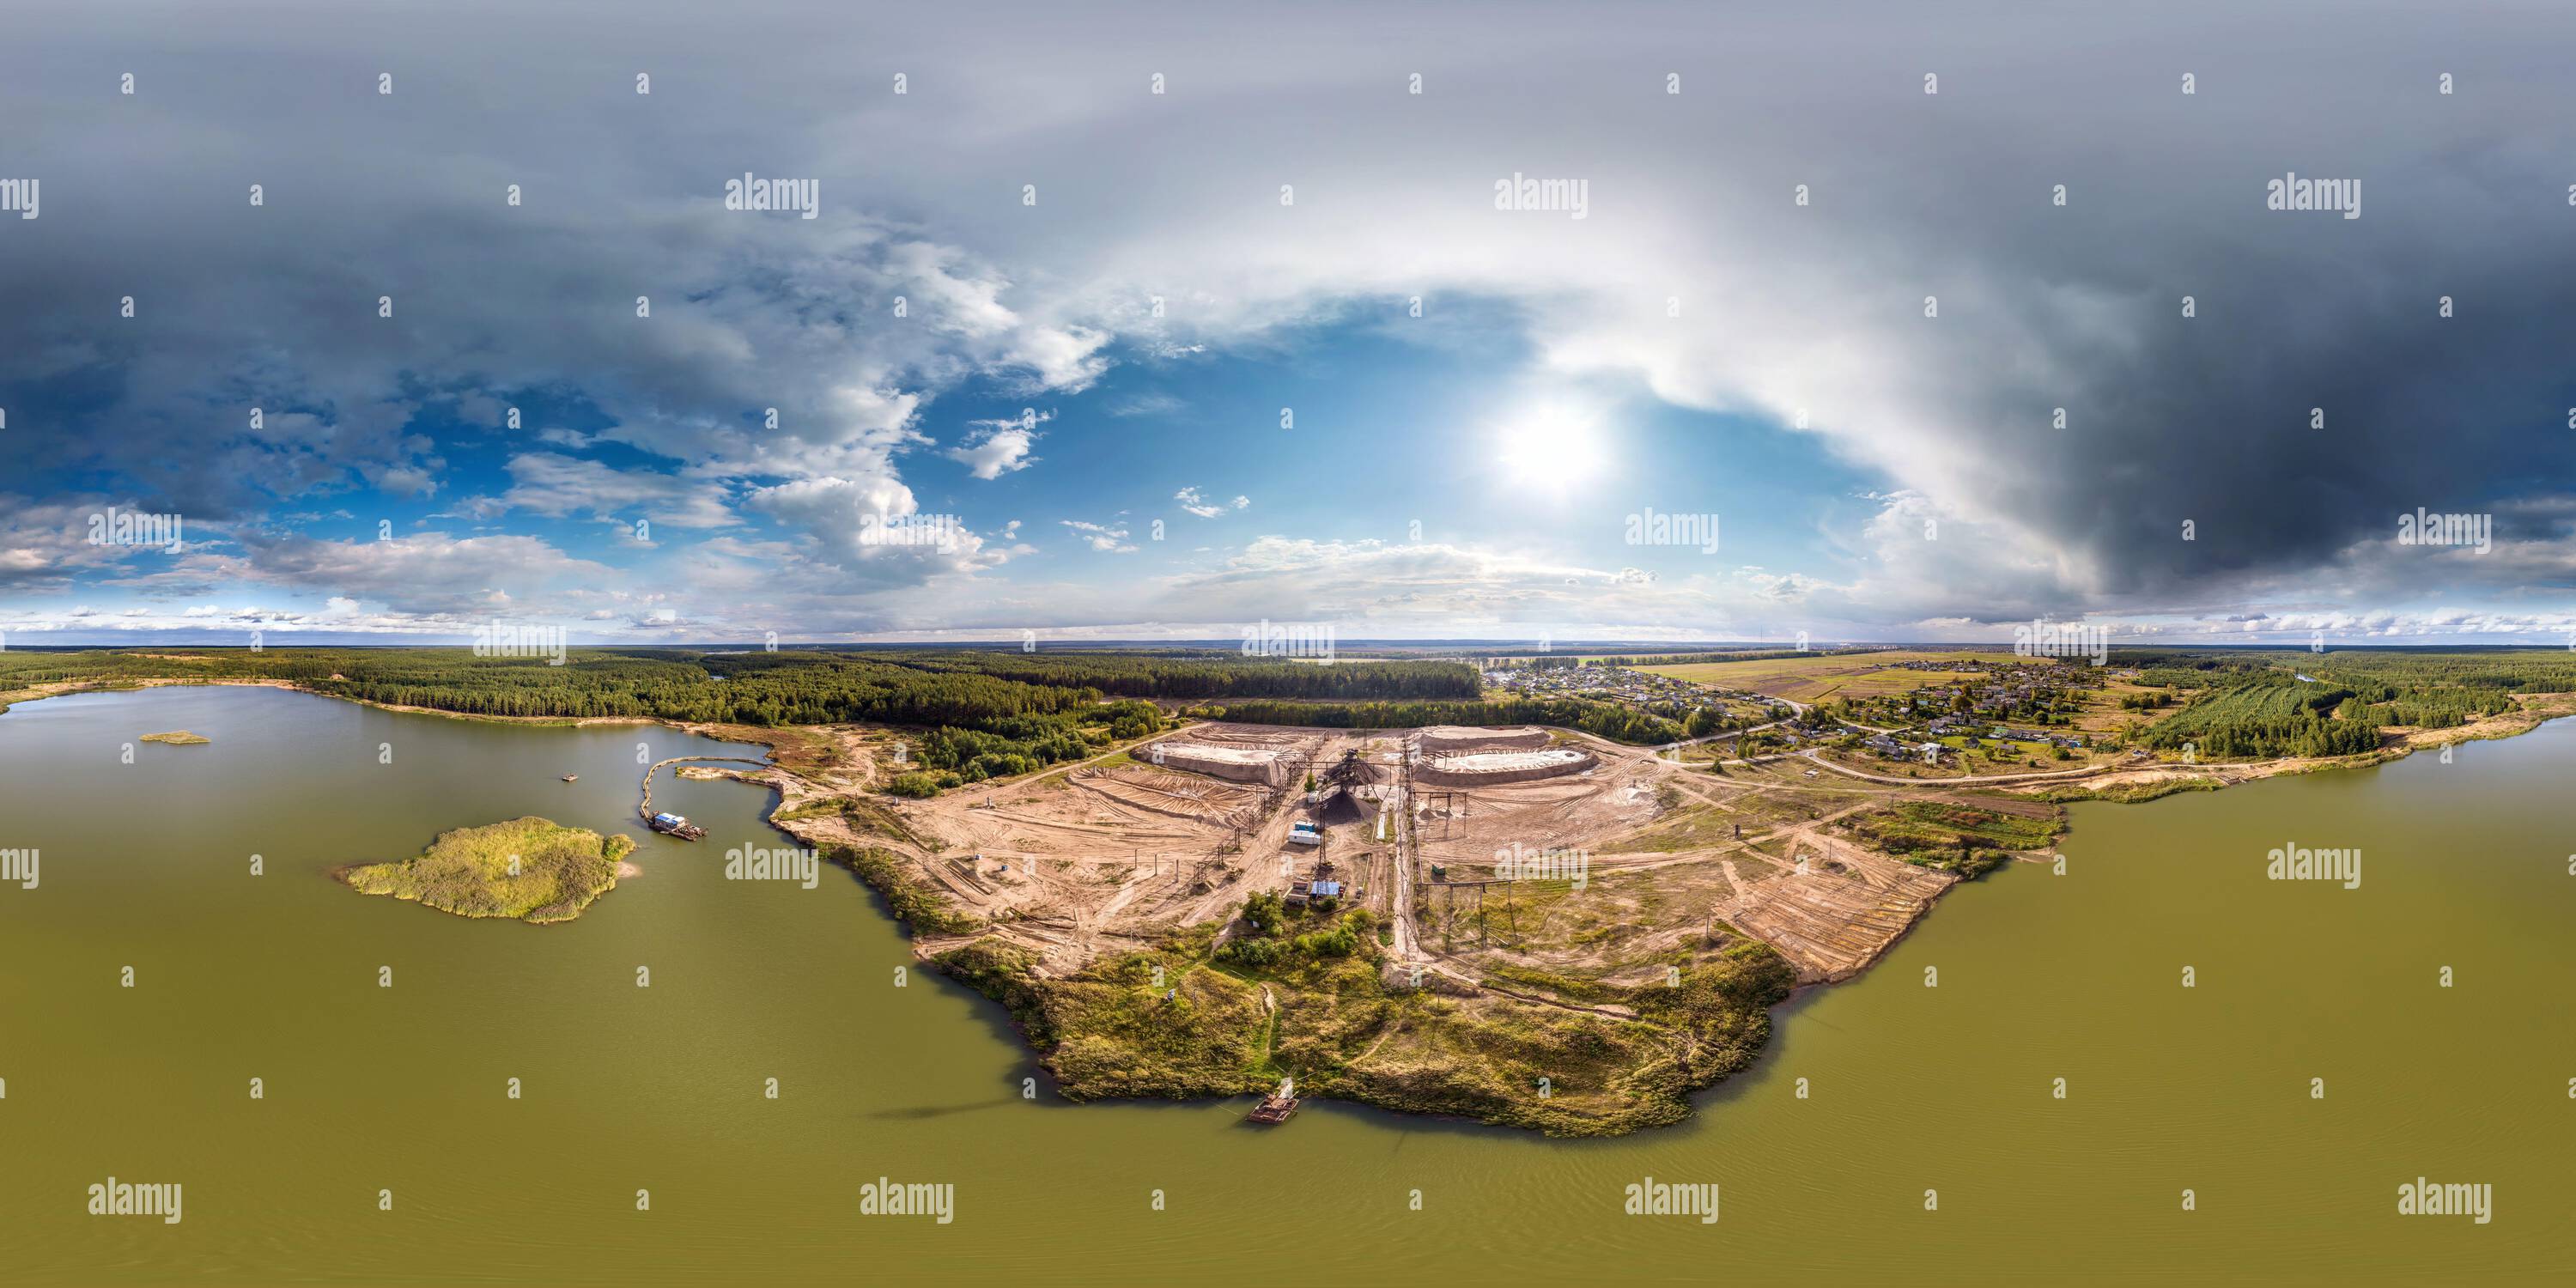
[5,0,2576,648]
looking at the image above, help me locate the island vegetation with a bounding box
[137,730,209,744]
[337,817,635,924]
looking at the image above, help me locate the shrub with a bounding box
[885,771,940,799]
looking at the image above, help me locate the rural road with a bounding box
[1655,719,1785,753]
[1796,748,2111,787]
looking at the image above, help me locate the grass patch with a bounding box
[934,927,1271,1100]
[1838,799,2066,876]
[829,846,982,934]
[1318,942,1795,1137]
[1637,651,1999,702]
[775,794,935,849]
[1482,963,1625,1005]
[2027,776,2225,805]
[337,817,633,923]
[1605,801,1744,854]
[690,723,841,776]
[138,730,210,744]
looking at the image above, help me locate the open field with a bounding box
[1811,733,2132,781]
[1637,649,2014,702]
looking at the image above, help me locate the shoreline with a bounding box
[1784,694,2576,995]
[20,673,2576,1135]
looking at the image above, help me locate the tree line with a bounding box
[879,651,1479,700]
[2122,649,2576,756]
[1206,696,1687,745]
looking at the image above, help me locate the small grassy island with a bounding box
[138,730,210,744]
[338,817,635,924]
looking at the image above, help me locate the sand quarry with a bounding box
[852,722,2007,989]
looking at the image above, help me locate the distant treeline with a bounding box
[1203,697,1687,745]
[1,647,1472,718]
[1613,647,1899,667]
[884,652,1479,700]
[0,647,1475,791]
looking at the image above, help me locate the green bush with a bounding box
[885,771,940,798]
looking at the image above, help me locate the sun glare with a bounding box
[1495,410,1610,494]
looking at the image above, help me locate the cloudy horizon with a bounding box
[8,0,2576,650]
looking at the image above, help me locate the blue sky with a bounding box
[12,307,1888,644]
[7,0,2576,647]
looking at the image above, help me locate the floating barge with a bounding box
[648,811,707,841]
[1248,1078,1300,1125]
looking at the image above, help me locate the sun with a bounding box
[1494,409,1611,495]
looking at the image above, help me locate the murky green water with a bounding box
[5,685,2574,1285]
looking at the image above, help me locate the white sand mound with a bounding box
[1148,742,1286,784]
[1435,749,1587,773]
[1418,726,1552,753]
[1418,746,1593,785]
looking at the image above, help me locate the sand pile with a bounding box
[1417,746,1593,787]
[1149,741,1285,785]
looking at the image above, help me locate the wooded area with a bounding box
[0,647,1493,777]
[2116,649,2576,757]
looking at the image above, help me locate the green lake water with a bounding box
[4,684,2574,1285]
